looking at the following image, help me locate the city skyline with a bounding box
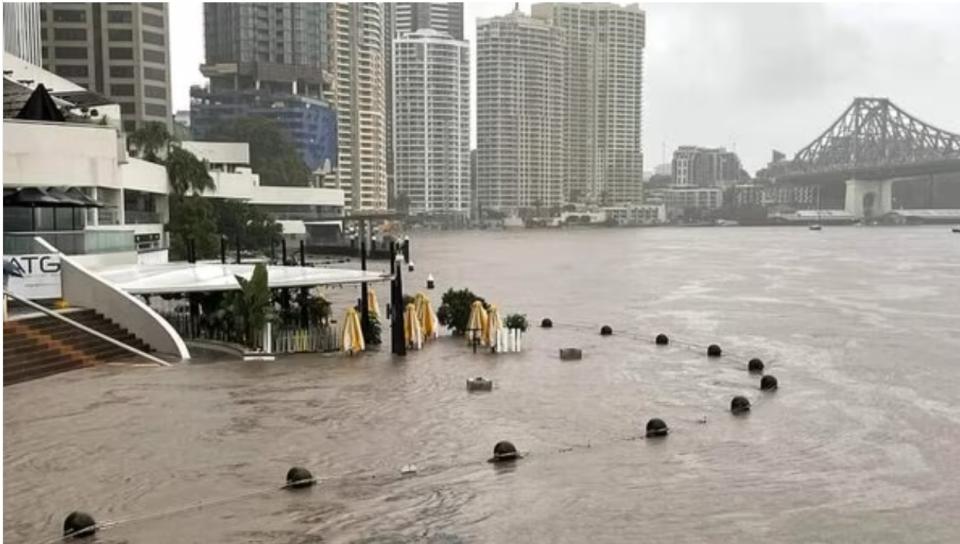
[168,1,960,174]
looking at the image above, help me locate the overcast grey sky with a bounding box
[170,2,960,174]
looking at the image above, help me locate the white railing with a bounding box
[3,290,170,367]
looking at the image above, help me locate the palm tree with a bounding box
[166,146,214,196]
[230,263,273,348]
[128,121,173,163]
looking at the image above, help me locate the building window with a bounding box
[54,65,89,78]
[145,104,167,117]
[53,46,88,59]
[110,65,134,78]
[110,84,135,96]
[142,49,165,63]
[145,85,166,99]
[143,67,166,81]
[119,102,135,114]
[109,47,133,60]
[108,29,133,41]
[142,31,165,46]
[53,28,87,41]
[107,10,133,23]
[142,12,164,28]
[53,9,86,23]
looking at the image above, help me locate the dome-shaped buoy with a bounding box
[655,333,669,345]
[285,466,316,488]
[600,325,613,336]
[707,344,722,357]
[489,440,519,462]
[426,274,435,289]
[408,261,415,272]
[541,318,553,328]
[730,396,751,414]
[63,511,97,538]
[760,375,778,391]
[645,418,669,437]
[748,358,764,373]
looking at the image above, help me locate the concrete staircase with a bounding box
[3,309,154,386]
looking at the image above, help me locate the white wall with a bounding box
[119,157,169,195]
[180,141,250,165]
[4,120,121,189]
[250,186,346,207]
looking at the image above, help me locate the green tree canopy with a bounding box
[167,194,217,261]
[167,146,214,196]
[211,198,281,255]
[128,121,174,163]
[204,117,311,187]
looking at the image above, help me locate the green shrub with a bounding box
[504,313,528,332]
[437,288,487,336]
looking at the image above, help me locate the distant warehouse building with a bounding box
[663,187,723,220]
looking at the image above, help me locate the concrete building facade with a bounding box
[192,3,337,177]
[672,146,743,188]
[392,29,469,216]
[531,3,646,205]
[330,3,388,212]
[39,2,172,133]
[476,9,564,213]
[4,2,42,65]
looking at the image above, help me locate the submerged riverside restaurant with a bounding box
[2,53,390,385]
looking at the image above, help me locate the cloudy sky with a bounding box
[170,2,960,174]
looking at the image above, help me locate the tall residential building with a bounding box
[672,146,743,188]
[476,9,564,213]
[385,3,464,209]
[39,2,171,132]
[532,3,646,205]
[330,3,387,211]
[3,2,42,65]
[392,29,469,216]
[192,3,338,177]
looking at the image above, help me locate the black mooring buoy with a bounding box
[285,466,316,488]
[541,318,553,328]
[748,358,764,373]
[655,333,669,345]
[707,344,722,357]
[600,325,613,336]
[730,396,751,414]
[645,418,669,437]
[63,511,97,538]
[489,440,519,462]
[760,375,779,391]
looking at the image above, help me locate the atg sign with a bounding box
[5,254,62,299]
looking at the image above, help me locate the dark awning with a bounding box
[2,187,99,208]
[15,83,65,122]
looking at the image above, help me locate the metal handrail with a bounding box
[3,290,171,367]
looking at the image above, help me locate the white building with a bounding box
[477,8,564,213]
[603,204,666,225]
[330,3,388,212]
[392,29,469,216]
[4,56,168,263]
[663,187,723,220]
[178,141,345,238]
[532,3,646,205]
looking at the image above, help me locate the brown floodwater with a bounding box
[5,226,960,543]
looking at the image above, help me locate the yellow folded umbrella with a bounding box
[367,288,380,319]
[414,293,439,340]
[341,307,365,354]
[404,302,423,349]
[466,300,489,345]
[484,304,502,347]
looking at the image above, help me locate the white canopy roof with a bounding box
[96,262,390,295]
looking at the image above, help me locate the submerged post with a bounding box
[220,235,227,265]
[299,239,307,328]
[235,234,241,264]
[391,255,406,356]
[281,238,288,265]
[360,228,370,341]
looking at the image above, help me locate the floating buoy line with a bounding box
[43,322,780,543]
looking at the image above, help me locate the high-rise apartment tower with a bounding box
[532,3,646,205]
[476,9,564,213]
